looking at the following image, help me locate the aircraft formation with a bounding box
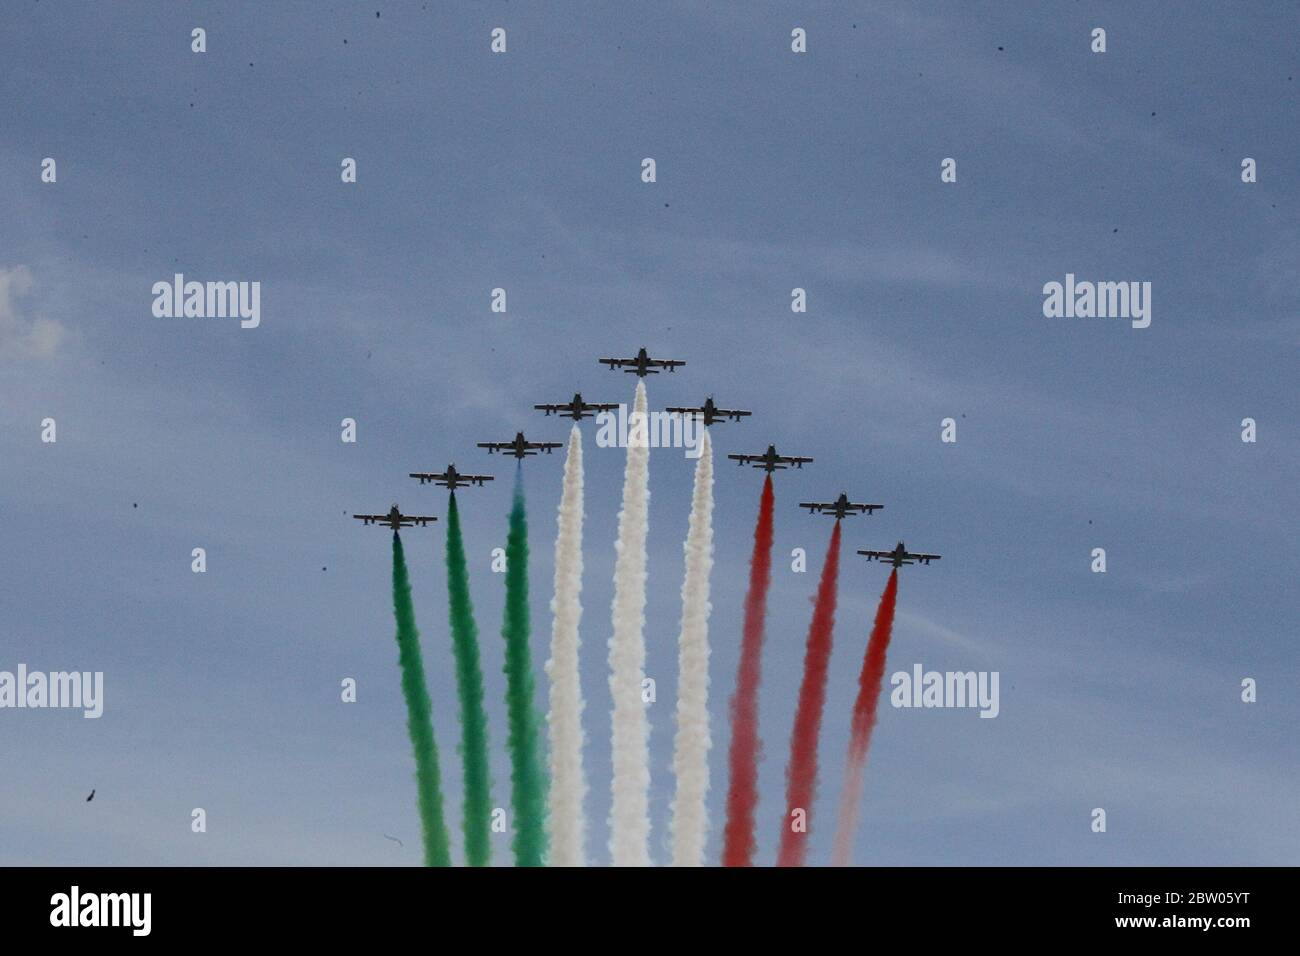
[477,432,562,459]
[802,493,883,519]
[599,346,686,376]
[858,543,942,567]
[353,505,438,530]
[665,396,751,426]
[728,444,814,473]
[409,463,494,490]
[351,346,941,569]
[534,393,620,421]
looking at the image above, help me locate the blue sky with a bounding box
[1,1,1296,865]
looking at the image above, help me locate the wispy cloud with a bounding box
[0,266,71,359]
[895,609,999,658]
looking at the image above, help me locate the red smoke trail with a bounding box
[721,475,776,867]
[776,520,842,867]
[830,569,899,867]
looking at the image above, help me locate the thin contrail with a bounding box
[545,425,588,866]
[670,428,714,866]
[608,380,652,866]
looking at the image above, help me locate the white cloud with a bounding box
[0,265,70,358]
[895,609,1000,658]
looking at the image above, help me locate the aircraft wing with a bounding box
[408,472,440,483]
[720,409,751,419]
[533,403,563,414]
[588,403,620,412]
[648,358,685,371]
[352,514,386,523]
[851,503,883,514]
[775,455,813,468]
[407,516,437,526]
[477,441,508,451]
[856,549,890,560]
[598,357,627,369]
[800,502,831,511]
[911,553,941,564]
[532,442,563,451]
[727,453,761,464]
[664,406,703,415]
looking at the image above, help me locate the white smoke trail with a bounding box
[545,425,587,866]
[608,380,652,866]
[670,428,714,866]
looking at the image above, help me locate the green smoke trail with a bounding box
[390,532,452,867]
[501,466,548,865]
[444,492,493,867]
